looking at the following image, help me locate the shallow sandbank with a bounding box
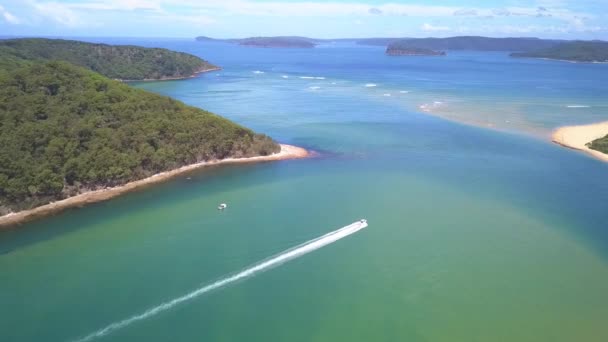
[0,144,309,229]
[552,122,608,162]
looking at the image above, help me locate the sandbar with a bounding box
[552,122,608,162]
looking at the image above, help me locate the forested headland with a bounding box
[0,60,279,214]
[510,41,608,62]
[0,38,218,80]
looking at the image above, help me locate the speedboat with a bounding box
[218,203,227,210]
[359,219,367,224]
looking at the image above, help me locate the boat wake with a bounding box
[70,220,368,342]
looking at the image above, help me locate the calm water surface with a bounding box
[1,39,608,342]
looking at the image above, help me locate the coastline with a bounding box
[515,56,608,64]
[120,67,221,82]
[552,121,608,162]
[0,144,309,229]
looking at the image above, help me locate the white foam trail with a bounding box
[252,70,265,74]
[365,83,377,87]
[299,76,315,79]
[71,221,368,342]
[315,77,326,80]
[399,90,410,94]
[281,75,289,79]
[566,105,590,108]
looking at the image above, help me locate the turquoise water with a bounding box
[2,39,608,341]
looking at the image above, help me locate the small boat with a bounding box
[218,203,227,210]
[359,219,367,224]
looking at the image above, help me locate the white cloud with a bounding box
[149,12,216,26]
[69,0,161,11]
[421,23,450,32]
[29,1,83,27]
[14,0,601,36]
[50,1,470,18]
[492,8,511,16]
[0,5,21,24]
[165,1,596,28]
[453,9,478,16]
[368,7,382,15]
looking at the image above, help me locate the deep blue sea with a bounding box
[1,38,608,342]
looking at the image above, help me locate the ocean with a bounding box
[1,38,608,341]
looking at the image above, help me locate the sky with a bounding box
[0,0,606,39]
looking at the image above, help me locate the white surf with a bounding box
[71,220,368,342]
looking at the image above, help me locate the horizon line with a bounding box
[1,34,606,42]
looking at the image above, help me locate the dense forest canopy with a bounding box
[0,38,218,80]
[510,41,608,62]
[0,62,279,213]
[588,135,608,154]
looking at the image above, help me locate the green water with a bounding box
[3,165,608,341]
[2,41,608,341]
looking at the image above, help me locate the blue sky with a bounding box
[0,0,606,39]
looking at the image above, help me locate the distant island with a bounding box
[510,41,608,62]
[239,37,316,48]
[386,44,446,56]
[384,36,562,52]
[0,38,219,81]
[196,36,317,48]
[195,35,574,52]
[354,38,401,46]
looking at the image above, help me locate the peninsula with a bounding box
[239,37,316,48]
[384,36,561,51]
[552,122,608,162]
[386,45,446,56]
[0,38,219,80]
[510,41,608,63]
[0,57,307,227]
[195,35,571,52]
[195,36,317,48]
[0,144,307,228]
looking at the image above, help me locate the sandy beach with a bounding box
[552,121,608,162]
[120,67,221,82]
[0,144,309,229]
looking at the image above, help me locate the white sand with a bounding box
[0,144,309,228]
[552,122,608,162]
